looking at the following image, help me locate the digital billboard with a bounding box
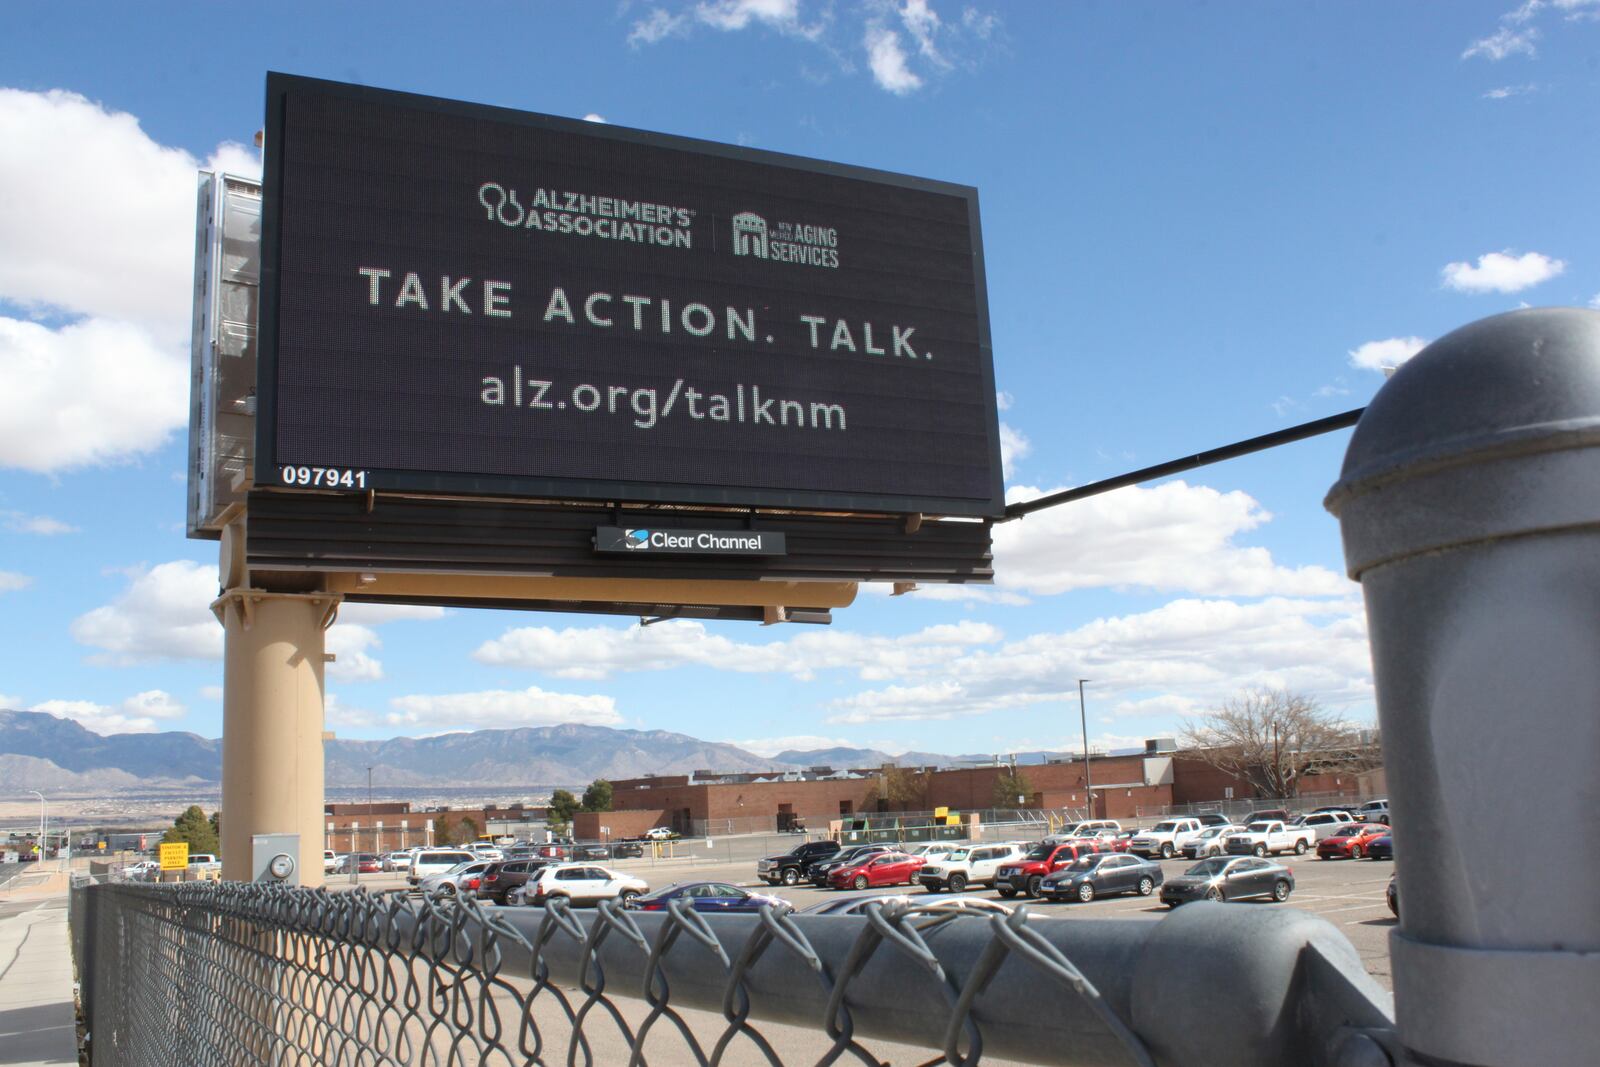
[258,74,1002,517]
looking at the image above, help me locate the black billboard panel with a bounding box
[258,74,1002,517]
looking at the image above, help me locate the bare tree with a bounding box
[1179,688,1377,799]
[867,764,928,811]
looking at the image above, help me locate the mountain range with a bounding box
[0,710,964,795]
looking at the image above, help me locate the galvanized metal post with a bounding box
[1326,307,1600,1067]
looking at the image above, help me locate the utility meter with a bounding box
[251,833,302,884]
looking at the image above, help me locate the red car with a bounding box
[1066,829,1129,852]
[1317,823,1390,860]
[995,842,1101,898]
[828,852,924,890]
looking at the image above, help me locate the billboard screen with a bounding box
[259,74,1002,516]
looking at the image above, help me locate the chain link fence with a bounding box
[71,879,1398,1066]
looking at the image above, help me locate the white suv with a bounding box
[517,864,648,907]
[917,843,1027,893]
[1128,819,1206,859]
[408,849,478,885]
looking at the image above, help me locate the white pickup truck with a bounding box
[1127,819,1206,859]
[1222,821,1314,857]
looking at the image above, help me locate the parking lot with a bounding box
[341,843,1398,991]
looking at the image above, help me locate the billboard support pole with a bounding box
[213,579,339,888]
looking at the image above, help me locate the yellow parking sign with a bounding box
[159,842,189,871]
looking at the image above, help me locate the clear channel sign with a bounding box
[258,74,1002,517]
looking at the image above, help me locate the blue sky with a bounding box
[2,1,1597,759]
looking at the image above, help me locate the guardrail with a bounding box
[71,880,1397,1066]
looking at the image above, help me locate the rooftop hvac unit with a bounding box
[1145,737,1178,754]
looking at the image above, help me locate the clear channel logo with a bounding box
[731,212,840,269]
[623,529,651,550]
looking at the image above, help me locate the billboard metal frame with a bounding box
[255,72,1004,519]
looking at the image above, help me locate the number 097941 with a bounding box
[279,465,368,489]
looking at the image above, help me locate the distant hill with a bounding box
[0,710,791,794]
[773,746,958,769]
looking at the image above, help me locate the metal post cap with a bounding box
[1325,307,1600,578]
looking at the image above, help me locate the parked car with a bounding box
[757,840,842,886]
[904,842,963,860]
[1317,823,1391,860]
[323,849,339,873]
[1358,799,1391,825]
[517,864,648,907]
[1183,825,1244,859]
[1387,875,1398,917]
[917,842,1027,893]
[800,896,1013,919]
[476,859,550,905]
[1366,834,1395,861]
[1290,810,1357,841]
[1223,821,1314,858]
[570,844,611,861]
[1067,828,1130,851]
[996,841,1100,898]
[408,849,478,886]
[1038,852,1165,902]
[1160,856,1296,906]
[382,850,417,873]
[808,844,893,887]
[418,859,494,896]
[532,844,568,860]
[629,881,790,913]
[1193,813,1234,828]
[608,841,644,859]
[1056,820,1122,839]
[1241,809,1291,825]
[829,851,925,890]
[121,860,160,881]
[642,827,678,840]
[1128,818,1206,859]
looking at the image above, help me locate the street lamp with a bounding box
[1077,680,1094,818]
[27,790,45,863]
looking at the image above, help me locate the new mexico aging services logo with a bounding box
[731,212,840,269]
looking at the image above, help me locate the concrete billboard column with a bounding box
[214,589,340,887]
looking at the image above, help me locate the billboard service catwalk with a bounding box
[258,74,1002,516]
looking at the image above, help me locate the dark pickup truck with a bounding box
[755,840,841,886]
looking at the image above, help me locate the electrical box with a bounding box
[251,833,300,885]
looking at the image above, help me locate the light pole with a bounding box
[1077,680,1094,818]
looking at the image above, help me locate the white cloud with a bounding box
[1441,250,1565,293]
[0,571,31,594]
[200,685,223,701]
[995,390,1014,411]
[335,602,447,626]
[2,511,76,535]
[999,422,1030,479]
[992,481,1349,599]
[326,624,384,683]
[864,24,923,93]
[727,734,854,757]
[71,560,441,672]
[827,596,1372,724]
[629,8,689,45]
[120,689,186,721]
[71,560,221,664]
[1590,292,1600,309]
[29,690,187,735]
[1462,25,1539,60]
[0,693,21,710]
[0,90,259,474]
[1483,83,1538,99]
[696,0,807,33]
[1348,336,1429,373]
[475,619,1003,681]
[582,113,608,123]
[0,317,187,473]
[386,687,623,730]
[898,0,948,66]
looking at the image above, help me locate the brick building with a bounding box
[323,802,494,853]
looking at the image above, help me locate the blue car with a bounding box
[1366,834,1394,860]
[628,881,790,913]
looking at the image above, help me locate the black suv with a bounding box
[477,859,549,905]
[756,840,842,886]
